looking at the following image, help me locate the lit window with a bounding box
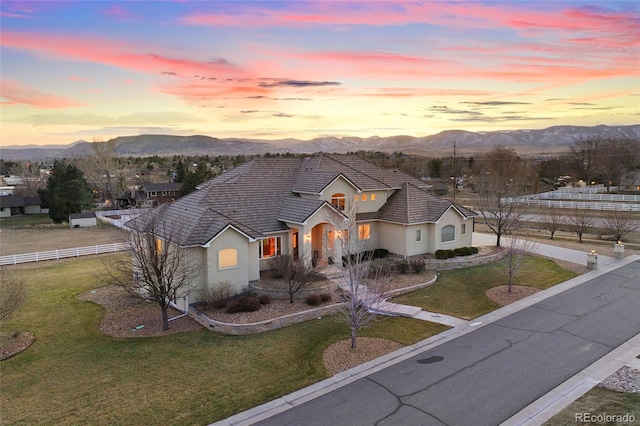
[370,194,376,201]
[260,237,281,258]
[416,229,422,242]
[358,224,370,240]
[155,238,162,253]
[354,194,359,202]
[331,193,346,211]
[462,223,466,235]
[218,248,238,269]
[361,194,367,201]
[441,225,455,243]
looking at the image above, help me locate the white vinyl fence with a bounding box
[95,208,147,229]
[0,242,129,266]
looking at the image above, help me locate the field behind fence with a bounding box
[0,242,129,266]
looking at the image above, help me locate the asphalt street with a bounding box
[254,259,640,426]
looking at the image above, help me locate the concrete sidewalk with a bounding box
[472,232,616,267]
[213,254,640,426]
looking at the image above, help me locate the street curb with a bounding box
[211,255,640,426]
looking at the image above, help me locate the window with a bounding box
[260,237,281,258]
[370,193,376,201]
[416,229,422,242]
[361,194,367,201]
[462,223,467,235]
[155,238,162,253]
[441,225,455,243]
[331,193,346,211]
[218,248,238,269]
[358,224,370,240]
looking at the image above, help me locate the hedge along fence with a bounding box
[189,302,344,335]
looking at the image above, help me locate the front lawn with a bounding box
[544,387,640,425]
[391,256,578,319]
[0,256,447,425]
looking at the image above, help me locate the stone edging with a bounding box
[189,247,507,335]
[189,303,344,335]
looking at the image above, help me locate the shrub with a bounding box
[368,260,395,278]
[396,260,410,274]
[435,249,448,260]
[227,296,261,313]
[320,293,332,303]
[410,258,426,274]
[464,247,473,256]
[446,250,455,258]
[373,248,389,259]
[201,282,235,309]
[471,247,479,254]
[454,248,466,256]
[258,294,271,305]
[305,294,321,306]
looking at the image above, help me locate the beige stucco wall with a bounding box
[70,217,97,228]
[433,208,473,251]
[322,177,358,207]
[353,190,389,213]
[203,228,252,296]
[377,221,406,256]
[406,223,430,257]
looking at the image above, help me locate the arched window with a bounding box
[441,225,455,243]
[218,248,238,269]
[330,193,345,211]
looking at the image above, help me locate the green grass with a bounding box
[392,256,578,319]
[0,256,447,425]
[544,387,640,425]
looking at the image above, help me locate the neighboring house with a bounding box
[126,154,478,310]
[115,182,182,208]
[69,212,97,228]
[0,195,47,217]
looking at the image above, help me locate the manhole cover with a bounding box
[417,356,443,364]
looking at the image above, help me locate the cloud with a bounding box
[1,79,86,108]
[240,110,259,114]
[463,101,532,106]
[102,4,137,23]
[0,31,247,79]
[272,112,293,118]
[16,111,202,126]
[258,79,341,88]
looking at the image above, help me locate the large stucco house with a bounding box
[126,154,478,310]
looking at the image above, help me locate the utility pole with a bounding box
[452,140,456,202]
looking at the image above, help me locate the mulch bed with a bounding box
[486,285,542,306]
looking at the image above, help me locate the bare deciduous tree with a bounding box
[602,209,639,242]
[542,211,564,240]
[325,202,389,349]
[111,205,198,330]
[0,268,26,322]
[269,254,319,303]
[501,235,538,293]
[78,138,129,206]
[473,146,533,247]
[566,208,594,243]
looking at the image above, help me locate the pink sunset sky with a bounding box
[1,0,638,146]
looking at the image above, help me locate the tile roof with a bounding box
[374,182,478,224]
[141,182,182,192]
[0,195,26,208]
[127,155,474,246]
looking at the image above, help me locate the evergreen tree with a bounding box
[179,162,214,197]
[174,159,186,183]
[39,161,93,223]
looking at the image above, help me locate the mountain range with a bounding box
[2,124,639,161]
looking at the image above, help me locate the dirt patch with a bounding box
[486,285,542,306]
[323,337,404,375]
[77,285,202,338]
[0,331,35,360]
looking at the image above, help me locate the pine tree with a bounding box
[39,161,93,223]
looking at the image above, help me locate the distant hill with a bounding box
[2,124,639,161]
